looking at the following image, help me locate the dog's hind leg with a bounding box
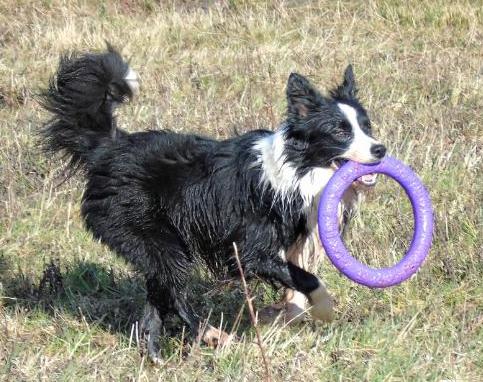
[145,269,232,355]
[141,277,174,363]
[141,275,206,361]
[140,301,163,364]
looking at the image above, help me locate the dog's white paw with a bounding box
[308,284,335,322]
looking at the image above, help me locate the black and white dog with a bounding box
[40,47,385,362]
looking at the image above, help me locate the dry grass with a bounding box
[0,0,482,380]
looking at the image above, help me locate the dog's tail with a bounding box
[39,46,139,172]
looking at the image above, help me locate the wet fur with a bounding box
[40,47,385,361]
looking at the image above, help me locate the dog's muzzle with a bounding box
[333,159,378,187]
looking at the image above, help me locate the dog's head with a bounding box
[284,65,385,186]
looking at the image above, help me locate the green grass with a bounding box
[0,0,482,380]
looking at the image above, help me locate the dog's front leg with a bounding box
[256,258,334,322]
[284,231,324,323]
[273,187,360,324]
[259,231,333,324]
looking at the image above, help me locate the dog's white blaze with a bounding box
[254,129,335,209]
[338,103,379,162]
[125,67,140,95]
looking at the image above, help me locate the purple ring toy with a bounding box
[318,156,433,288]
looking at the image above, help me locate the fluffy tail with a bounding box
[39,46,139,172]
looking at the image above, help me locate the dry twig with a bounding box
[232,242,271,382]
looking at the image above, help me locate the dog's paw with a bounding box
[139,303,163,364]
[257,304,284,325]
[201,326,235,348]
[148,353,163,365]
[284,301,307,324]
[125,67,140,96]
[258,292,306,325]
[308,285,335,322]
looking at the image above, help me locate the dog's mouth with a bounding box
[332,159,378,187]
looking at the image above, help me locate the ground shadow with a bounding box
[0,255,272,347]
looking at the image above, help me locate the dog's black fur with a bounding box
[40,48,385,361]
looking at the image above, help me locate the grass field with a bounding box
[0,0,482,380]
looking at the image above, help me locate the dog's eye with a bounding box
[359,118,371,132]
[291,139,308,150]
[335,121,352,140]
[335,130,352,140]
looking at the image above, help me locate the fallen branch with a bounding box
[232,242,271,382]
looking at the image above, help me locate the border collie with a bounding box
[40,47,386,362]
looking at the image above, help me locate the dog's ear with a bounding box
[286,73,324,119]
[330,64,358,100]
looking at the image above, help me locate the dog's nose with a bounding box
[370,144,386,159]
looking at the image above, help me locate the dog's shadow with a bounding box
[1,256,274,350]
